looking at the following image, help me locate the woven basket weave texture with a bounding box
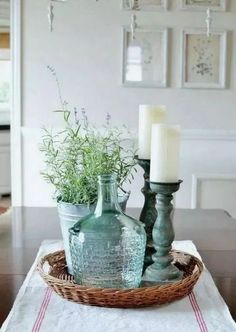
[38,250,203,308]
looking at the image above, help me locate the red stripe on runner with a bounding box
[35,289,52,332]
[189,292,205,332]
[32,288,50,332]
[189,292,208,332]
[191,291,208,332]
[32,288,52,332]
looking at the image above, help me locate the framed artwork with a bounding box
[0,29,10,110]
[181,29,227,89]
[122,26,168,88]
[122,0,167,11]
[180,0,226,12]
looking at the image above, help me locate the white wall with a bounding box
[19,0,236,209]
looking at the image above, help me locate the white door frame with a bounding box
[11,0,23,206]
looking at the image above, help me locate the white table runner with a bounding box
[1,240,236,332]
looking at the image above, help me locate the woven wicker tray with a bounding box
[38,250,203,308]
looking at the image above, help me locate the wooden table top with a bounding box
[0,207,236,326]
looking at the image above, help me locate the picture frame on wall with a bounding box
[181,29,227,89]
[122,0,167,11]
[180,0,226,12]
[122,26,168,88]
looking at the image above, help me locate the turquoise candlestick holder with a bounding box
[142,180,183,284]
[135,156,157,268]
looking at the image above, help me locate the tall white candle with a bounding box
[150,124,181,183]
[138,105,166,159]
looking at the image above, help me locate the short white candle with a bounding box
[138,105,166,160]
[150,124,181,183]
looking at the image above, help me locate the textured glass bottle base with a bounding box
[69,175,146,289]
[70,214,146,289]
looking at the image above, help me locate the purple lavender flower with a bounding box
[106,112,111,126]
[63,100,68,108]
[47,65,56,76]
[81,108,88,126]
[74,107,80,125]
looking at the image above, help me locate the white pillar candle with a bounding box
[150,124,181,183]
[138,105,166,159]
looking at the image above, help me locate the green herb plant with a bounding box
[40,67,137,205]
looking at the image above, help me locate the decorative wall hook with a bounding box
[129,0,140,10]
[130,13,138,40]
[48,2,54,32]
[48,0,68,32]
[206,7,213,37]
[47,1,100,32]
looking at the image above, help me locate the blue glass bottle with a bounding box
[69,174,146,288]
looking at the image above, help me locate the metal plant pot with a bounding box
[57,191,130,275]
[57,202,94,275]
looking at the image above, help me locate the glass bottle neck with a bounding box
[95,175,121,215]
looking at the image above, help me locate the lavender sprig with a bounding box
[106,112,111,126]
[74,107,80,125]
[47,65,67,111]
